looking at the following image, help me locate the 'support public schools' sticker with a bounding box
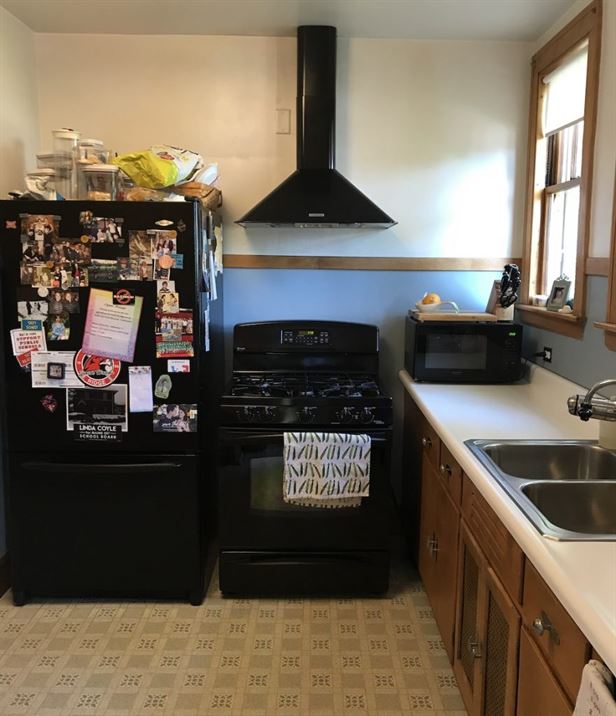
[74,350,122,388]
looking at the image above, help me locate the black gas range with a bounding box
[218,321,393,596]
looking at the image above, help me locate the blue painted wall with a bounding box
[522,276,616,389]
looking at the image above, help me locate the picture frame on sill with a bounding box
[546,279,571,312]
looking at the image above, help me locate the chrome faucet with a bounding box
[568,378,616,422]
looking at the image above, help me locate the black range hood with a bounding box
[237,26,396,229]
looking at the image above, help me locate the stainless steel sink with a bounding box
[466,440,616,541]
[482,442,616,481]
[521,482,616,535]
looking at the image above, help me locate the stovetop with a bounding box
[229,372,383,399]
[221,372,392,428]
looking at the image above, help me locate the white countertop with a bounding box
[399,364,616,675]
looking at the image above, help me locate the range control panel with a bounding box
[281,328,330,347]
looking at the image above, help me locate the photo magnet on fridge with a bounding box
[46,312,70,342]
[153,404,197,433]
[79,213,124,245]
[19,213,61,248]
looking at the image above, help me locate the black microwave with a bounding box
[404,317,524,383]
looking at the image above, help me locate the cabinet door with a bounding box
[517,628,572,716]
[482,566,520,716]
[418,459,437,600]
[454,522,485,716]
[418,461,460,663]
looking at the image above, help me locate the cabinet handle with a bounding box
[467,637,482,658]
[439,463,452,478]
[426,535,439,558]
[532,612,560,645]
[421,436,432,449]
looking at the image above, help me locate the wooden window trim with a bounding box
[520,0,602,339]
[593,174,616,350]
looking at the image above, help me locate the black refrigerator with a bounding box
[0,199,223,605]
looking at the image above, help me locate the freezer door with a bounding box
[0,200,203,453]
[6,452,205,604]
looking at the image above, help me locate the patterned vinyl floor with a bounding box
[0,560,466,716]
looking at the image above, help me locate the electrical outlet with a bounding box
[543,346,552,363]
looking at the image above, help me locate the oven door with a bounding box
[218,427,392,552]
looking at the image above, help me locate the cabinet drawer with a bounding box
[462,478,523,604]
[420,417,440,471]
[438,442,463,505]
[522,561,589,703]
[517,627,572,716]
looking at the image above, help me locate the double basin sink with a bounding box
[465,440,616,541]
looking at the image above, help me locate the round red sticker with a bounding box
[113,288,134,305]
[74,350,122,388]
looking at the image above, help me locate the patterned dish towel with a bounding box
[573,660,616,716]
[283,432,371,508]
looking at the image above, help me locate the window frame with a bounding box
[594,174,616,350]
[519,0,602,339]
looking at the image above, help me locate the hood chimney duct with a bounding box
[297,25,336,170]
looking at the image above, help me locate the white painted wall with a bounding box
[0,6,40,197]
[34,33,529,258]
[532,0,616,257]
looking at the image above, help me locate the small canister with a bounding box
[52,128,80,197]
[83,164,119,200]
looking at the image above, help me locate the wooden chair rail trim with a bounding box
[585,256,610,276]
[223,255,523,271]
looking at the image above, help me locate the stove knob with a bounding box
[298,406,317,423]
[360,407,375,424]
[263,407,276,422]
[242,406,258,422]
[336,407,354,424]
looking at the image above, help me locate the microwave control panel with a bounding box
[281,328,330,347]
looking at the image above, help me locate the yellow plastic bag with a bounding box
[113,145,202,189]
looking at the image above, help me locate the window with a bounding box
[594,177,616,350]
[520,0,602,338]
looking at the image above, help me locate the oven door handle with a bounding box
[223,433,390,444]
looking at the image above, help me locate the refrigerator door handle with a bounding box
[21,462,183,474]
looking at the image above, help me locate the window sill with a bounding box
[516,304,585,339]
[593,322,616,351]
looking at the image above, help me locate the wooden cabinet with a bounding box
[403,391,597,716]
[454,522,520,716]
[522,561,590,703]
[418,459,459,661]
[517,628,572,716]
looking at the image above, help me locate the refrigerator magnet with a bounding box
[158,254,174,270]
[40,394,59,413]
[176,219,186,233]
[153,404,197,433]
[172,254,184,269]
[68,385,127,441]
[128,366,154,413]
[5,220,17,230]
[154,374,172,400]
[167,359,190,373]
[155,219,173,227]
[74,350,122,388]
